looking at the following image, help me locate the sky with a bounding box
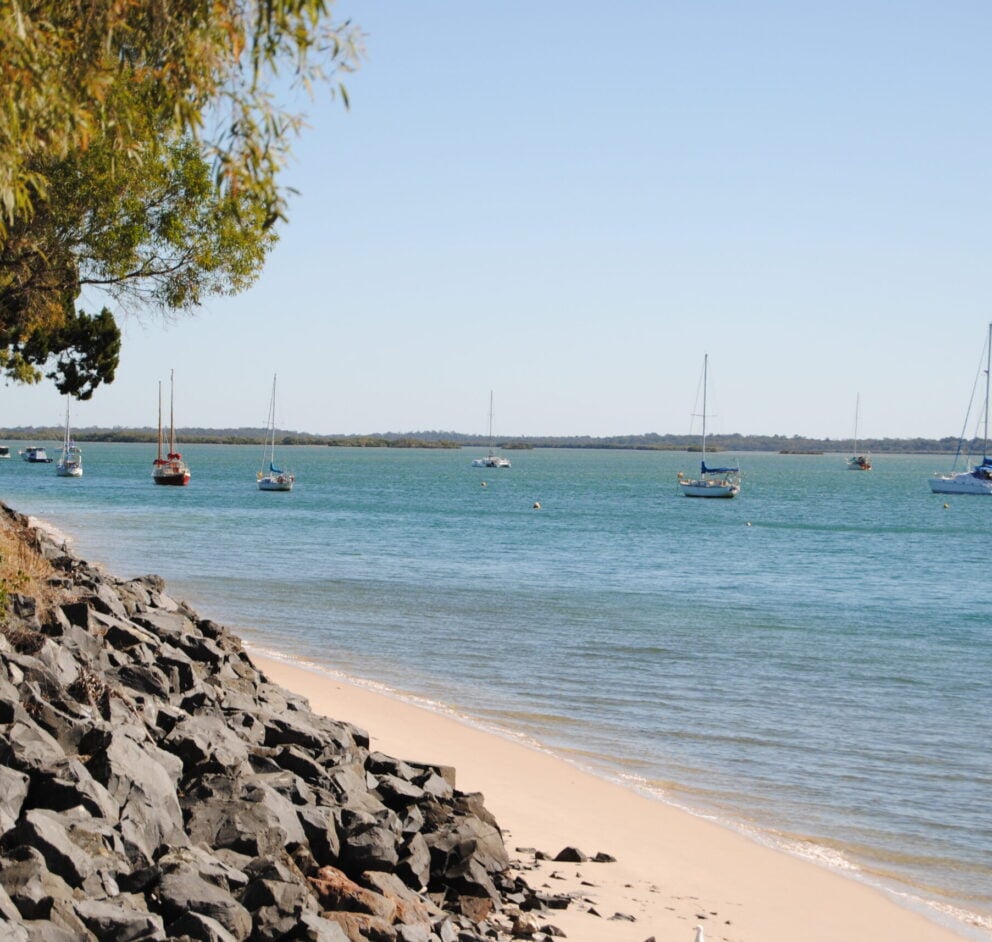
[3,1,992,440]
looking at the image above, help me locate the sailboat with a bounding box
[152,370,191,486]
[678,354,741,498]
[257,374,295,491]
[846,393,872,471]
[55,399,83,477]
[471,391,511,468]
[929,322,992,495]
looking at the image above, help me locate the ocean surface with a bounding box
[2,443,990,936]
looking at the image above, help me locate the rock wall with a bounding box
[0,505,553,942]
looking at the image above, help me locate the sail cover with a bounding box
[269,462,283,474]
[701,461,738,474]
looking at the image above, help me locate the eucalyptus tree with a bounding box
[0,0,361,395]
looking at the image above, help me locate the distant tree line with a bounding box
[0,427,971,453]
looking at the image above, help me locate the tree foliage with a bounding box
[0,0,361,396]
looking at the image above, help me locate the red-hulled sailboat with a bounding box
[152,370,191,486]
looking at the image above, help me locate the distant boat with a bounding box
[257,374,295,492]
[19,446,53,463]
[471,391,511,468]
[152,370,191,486]
[678,354,740,498]
[0,446,10,459]
[55,399,83,477]
[846,393,872,471]
[929,322,992,495]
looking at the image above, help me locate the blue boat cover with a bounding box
[701,461,739,474]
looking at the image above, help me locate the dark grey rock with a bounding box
[2,809,97,886]
[165,910,239,942]
[0,765,30,833]
[2,717,67,773]
[162,714,251,776]
[156,869,252,941]
[0,847,76,919]
[183,777,302,859]
[339,809,401,876]
[101,619,159,651]
[261,713,326,751]
[397,832,432,890]
[83,727,185,863]
[73,897,166,940]
[157,845,250,895]
[281,911,351,941]
[297,804,341,866]
[112,663,172,700]
[375,774,426,810]
[0,880,24,921]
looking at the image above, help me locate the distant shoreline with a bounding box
[0,428,968,454]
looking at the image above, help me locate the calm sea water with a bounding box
[2,444,990,936]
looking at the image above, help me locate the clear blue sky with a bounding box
[4,1,992,439]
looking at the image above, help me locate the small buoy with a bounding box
[532,502,541,510]
[746,521,752,526]
[481,481,487,487]
[943,503,949,509]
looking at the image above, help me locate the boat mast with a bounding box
[169,369,176,456]
[488,390,495,457]
[269,374,278,465]
[853,392,860,454]
[985,323,991,461]
[157,382,163,462]
[701,354,708,469]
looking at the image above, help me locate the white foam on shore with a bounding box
[616,769,992,939]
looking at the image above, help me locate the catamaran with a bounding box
[929,323,992,495]
[257,374,295,491]
[55,399,83,477]
[471,391,511,468]
[678,354,741,498]
[152,370,191,486]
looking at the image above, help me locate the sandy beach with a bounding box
[252,652,975,942]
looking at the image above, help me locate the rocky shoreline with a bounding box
[0,504,584,942]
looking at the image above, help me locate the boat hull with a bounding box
[258,474,294,492]
[928,471,992,495]
[56,465,83,478]
[847,456,872,471]
[153,464,190,486]
[471,457,511,468]
[153,474,190,486]
[679,479,740,498]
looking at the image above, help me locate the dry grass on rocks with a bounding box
[0,507,59,624]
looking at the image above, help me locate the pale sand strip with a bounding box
[252,652,972,942]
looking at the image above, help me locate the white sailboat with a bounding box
[257,374,295,491]
[846,393,872,471]
[55,399,83,477]
[471,391,511,468]
[678,355,741,498]
[929,322,992,495]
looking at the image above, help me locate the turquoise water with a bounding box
[3,444,990,935]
